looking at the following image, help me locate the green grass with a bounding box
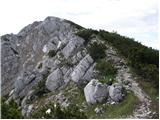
[61,82,138,119]
[129,67,159,117]
[1,97,22,119]
[99,74,116,85]
[84,91,138,118]
[101,91,138,118]
[30,81,139,119]
[136,79,159,117]
[63,82,85,106]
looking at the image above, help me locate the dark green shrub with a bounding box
[76,29,98,45]
[137,64,159,89]
[30,103,87,119]
[1,97,22,119]
[33,73,50,97]
[98,29,159,91]
[87,42,106,61]
[48,50,56,57]
[95,59,117,76]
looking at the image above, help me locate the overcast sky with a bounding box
[0,0,158,49]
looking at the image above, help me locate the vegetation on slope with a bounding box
[100,91,138,118]
[95,59,117,84]
[1,97,22,119]
[33,73,50,97]
[76,28,159,116]
[87,42,106,61]
[76,28,159,92]
[1,26,158,119]
[98,30,159,91]
[30,102,87,119]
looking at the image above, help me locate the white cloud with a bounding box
[0,0,158,49]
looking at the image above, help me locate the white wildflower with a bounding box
[46,108,51,114]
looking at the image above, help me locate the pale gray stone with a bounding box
[84,79,109,104]
[62,36,84,58]
[45,68,64,91]
[71,54,93,83]
[109,83,123,102]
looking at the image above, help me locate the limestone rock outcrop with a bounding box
[1,16,126,118]
[71,54,94,83]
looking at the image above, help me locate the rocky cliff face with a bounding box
[2,17,83,96]
[1,16,155,118]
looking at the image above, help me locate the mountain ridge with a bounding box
[1,16,159,119]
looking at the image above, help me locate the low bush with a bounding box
[33,73,50,97]
[95,59,117,76]
[87,42,106,61]
[76,29,98,45]
[1,97,22,119]
[47,50,56,57]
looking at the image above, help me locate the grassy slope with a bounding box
[62,82,138,118]
[30,81,138,119]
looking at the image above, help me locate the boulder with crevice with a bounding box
[84,79,109,104]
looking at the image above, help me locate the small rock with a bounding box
[94,107,103,114]
[111,101,116,105]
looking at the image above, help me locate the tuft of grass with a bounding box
[99,74,116,85]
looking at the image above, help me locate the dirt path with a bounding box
[105,45,154,119]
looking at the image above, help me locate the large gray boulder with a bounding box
[45,68,64,91]
[71,54,94,83]
[109,83,123,102]
[84,79,109,104]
